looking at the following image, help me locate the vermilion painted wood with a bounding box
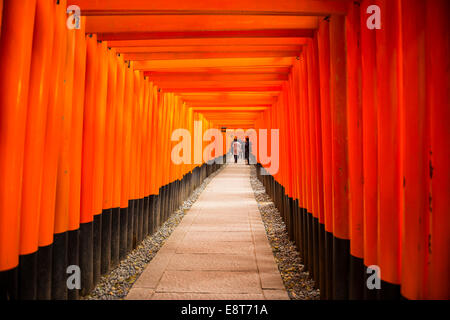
[0,0,36,270]
[311,33,325,225]
[306,41,320,220]
[329,14,349,240]
[68,17,87,231]
[0,0,3,34]
[92,41,109,216]
[95,29,315,42]
[112,54,125,208]
[80,34,98,222]
[39,1,66,245]
[345,2,364,259]
[54,18,76,234]
[107,37,308,48]
[149,85,159,196]
[85,15,319,34]
[400,0,428,299]
[119,62,134,209]
[67,0,349,15]
[359,0,378,268]
[301,51,312,214]
[20,0,55,255]
[375,0,402,286]
[426,0,450,300]
[117,45,303,54]
[103,48,119,210]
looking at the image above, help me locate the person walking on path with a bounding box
[245,137,250,165]
[232,137,241,163]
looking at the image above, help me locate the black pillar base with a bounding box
[18,251,37,300]
[119,207,128,261]
[79,221,93,297]
[92,214,102,287]
[51,231,68,300]
[36,244,52,300]
[332,236,350,300]
[349,255,365,300]
[111,207,120,268]
[68,229,80,300]
[101,208,112,276]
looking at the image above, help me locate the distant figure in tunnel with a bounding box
[232,137,240,163]
[245,137,250,165]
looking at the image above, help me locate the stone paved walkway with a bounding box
[126,163,289,300]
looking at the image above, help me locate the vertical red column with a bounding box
[376,0,402,298]
[17,0,54,300]
[92,41,108,285]
[119,61,134,259]
[0,0,3,33]
[360,0,379,300]
[67,16,87,301]
[400,0,429,300]
[329,14,350,300]
[308,38,323,286]
[53,3,75,298]
[79,33,98,296]
[426,0,450,300]
[311,33,326,297]
[38,0,66,299]
[112,54,125,264]
[317,17,333,300]
[100,47,118,276]
[346,1,365,299]
[0,0,36,300]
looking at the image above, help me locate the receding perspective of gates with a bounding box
[0,0,449,301]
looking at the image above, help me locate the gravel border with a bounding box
[82,165,225,300]
[249,166,320,300]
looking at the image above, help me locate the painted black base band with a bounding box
[51,231,68,300]
[79,221,93,296]
[119,207,128,261]
[92,214,102,286]
[127,199,134,252]
[0,267,18,300]
[324,230,334,300]
[378,279,401,300]
[293,200,299,250]
[101,208,112,275]
[111,207,120,268]
[332,236,350,299]
[18,251,37,300]
[318,222,327,299]
[143,196,149,238]
[302,209,308,271]
[137,198,144,244]
[155,193,161,230]
[133,199,138,249]
[149,195,155,235]
[37,243,52,300]
[68,229,80,300]
[349,254,365,300]
[307,212,314,276]
[312,216,320,288]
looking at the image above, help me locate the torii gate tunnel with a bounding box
[0,0,448,301]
